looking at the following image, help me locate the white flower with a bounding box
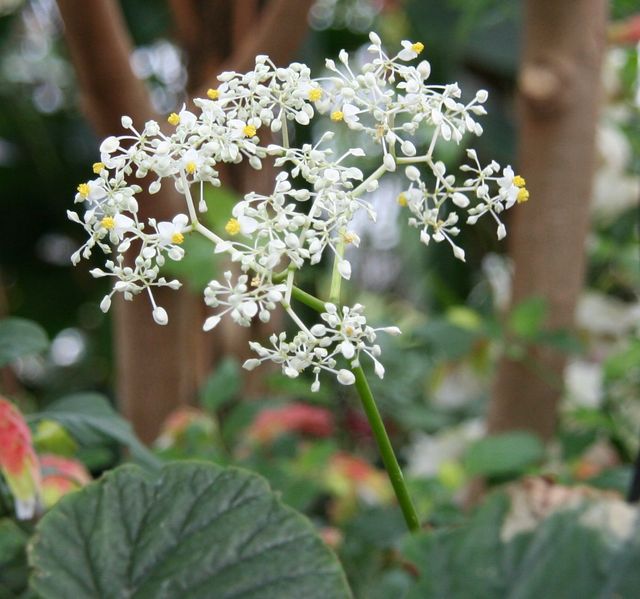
[398,40,425,61]
[158,214,189,246]
[68,33,522,385]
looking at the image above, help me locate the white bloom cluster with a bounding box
[70,33,527,388]
[244,303,401,391]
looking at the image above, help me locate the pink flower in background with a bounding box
[40,454,92,508]
[248,403,334,444]
[155,407,218,450]
[0,397,41,519]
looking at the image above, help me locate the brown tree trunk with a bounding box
[57,0,202,443]
[488,0,608,439]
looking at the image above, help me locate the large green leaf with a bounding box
[0,318,48,367]
[29,462,352,599]
[28,394,159,469]
[0,518,29,598]
[403,491,640,599]
[464,432,544,477]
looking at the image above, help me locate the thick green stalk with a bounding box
[289,285,420,532]
[328,234,345,304]
[353,366,420,532]
[290,285,326,313]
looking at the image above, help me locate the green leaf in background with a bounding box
[161,185,239,290]
[508,297,547,340]
[28,394,159,469]
[0,518,29,598]
[29,462,352,599]
[161,234,220,290]
[200,357,241,413]
[32,420,77,456]
[464,432,544,477]
[403,491,640,599]
[0,318,48,367]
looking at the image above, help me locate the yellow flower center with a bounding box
[517,188,530,203]
[185,161,197,174]
[330,110,344,122]
[92,162,105,174]
[207,88,220,100]
[513,175,526,188]
[308,88,323,102]
[243,124,257,137]
[77,183,90,198]
[171,232,185,244]
[411,42,424,54]
[101,216,115,230]
[167,113,180,126]
[343,231,357,244]
[225,218,241,235]
[397,193,408,207]
[344,325,354,336]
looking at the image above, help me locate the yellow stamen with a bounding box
[513,175,526,188]
[171,232,185,244]
[397,193,408,207]
[207,88,220,100]
[225,218,241,235]
[168,112,180,126]
[308,88,323,102]
[330,110,344,122]
[243,124,257,137]
[185,161,197,174]
[77,183,90,199]
[345,325,354,336]
[411,42,424,54]
[92,162,105,174]
[251,275,262,288]
[517,188,530,203]
[343,231,357,244]
[101,216,115,230]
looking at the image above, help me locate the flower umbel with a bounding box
[69,33,525,390]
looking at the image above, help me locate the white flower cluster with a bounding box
[70,33,527,388]
[244,303,401,391]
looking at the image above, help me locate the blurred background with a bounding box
[0,0,639,595]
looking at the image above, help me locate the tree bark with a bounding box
[488,0,608,439]
[57,0,202,443]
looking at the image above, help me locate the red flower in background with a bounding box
[0,397,41,519]
[40,454,92,508]
[248,403,334,444]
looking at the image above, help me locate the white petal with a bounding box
[340,341,356,359]
[243,358,261,371]
[383,153,396,171]
[241,301,258,318]
[203,315,221,331]
[338,259,352,280]
[337,369,355,385]
[152,307,168,325]
[381,326,402,336]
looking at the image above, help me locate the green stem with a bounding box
[328,234,345,304]
[353,366,420,532]
[290,285,326,313]
[288,285,419,532]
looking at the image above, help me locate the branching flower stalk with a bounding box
[69,33,528,532]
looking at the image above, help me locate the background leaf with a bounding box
[28,394,159,469]
[508,297,547,339]
[29,462,352,599]
[464,432,544,477]
[403,492,640,599]
[0,318,48,367]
